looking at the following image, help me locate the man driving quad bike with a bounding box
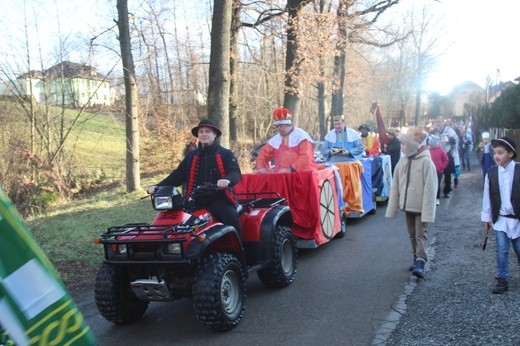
[147,119,242,235]
[95,121,297,331]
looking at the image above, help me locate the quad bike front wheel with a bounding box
[257,225,297,288]
[94,263,149,325]
[193,253,246,331]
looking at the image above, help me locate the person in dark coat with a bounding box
[147,119,242,235]
[382,127,401,174]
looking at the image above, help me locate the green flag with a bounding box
[0,187,96,346]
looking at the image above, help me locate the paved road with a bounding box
[78,207,412,345]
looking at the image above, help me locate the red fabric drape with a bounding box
[235,168,340,246]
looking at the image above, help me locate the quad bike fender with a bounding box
[184,224,245,264]
[245,205,293,265]
[260,205,292,234]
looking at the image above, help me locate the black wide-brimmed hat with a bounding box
[191,119,222,137]
[491,136,517,159]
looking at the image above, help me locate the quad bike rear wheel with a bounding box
[94,263,149,324]
[193,253,246,331]
[257,225,297,288]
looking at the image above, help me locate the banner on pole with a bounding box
[0,187,96,346]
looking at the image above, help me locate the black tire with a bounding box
[94,263,149,325]
[257,225,297,288]
[334,216,348,239]
[193,253,246,332]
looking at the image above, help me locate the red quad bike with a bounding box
[94,184,297,332]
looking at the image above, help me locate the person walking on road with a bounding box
[427,132,449,206]
[476,131,494,180]
[442,137,457,197]
[382,127,401,174]
[481,136,520,294]
[461,127,472,171]
[386,127,437,279]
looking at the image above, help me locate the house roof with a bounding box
[18,61,106,81]
[449,80,484,95]
[45,61,105,80]
[488,81,515,97]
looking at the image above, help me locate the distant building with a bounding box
[487,80,516,104]
[2,61,112,107]
[448,81,485,117]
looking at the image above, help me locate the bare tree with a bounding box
[410,4,441,126]
[207,0,233,147]
[117,0,141,192]
[283,0,313,119]
[229,0,241,141]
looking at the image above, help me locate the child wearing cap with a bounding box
[385,127,437,279]
[481,136,520,294]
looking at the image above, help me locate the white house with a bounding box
[2,61,112,107]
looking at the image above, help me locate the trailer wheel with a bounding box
[319,179,336,239]
[334,216,348,239]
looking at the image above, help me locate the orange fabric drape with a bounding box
[334,161,364,213]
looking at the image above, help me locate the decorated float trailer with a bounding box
[245,142,392,247]
[336,155,392,218]
[235,167,347,249]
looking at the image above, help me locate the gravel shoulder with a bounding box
[382,158,520,346]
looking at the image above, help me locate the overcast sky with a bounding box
[421,0,520,94]
[1,0,518,96]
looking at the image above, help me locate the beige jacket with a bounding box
[385,148,438,222]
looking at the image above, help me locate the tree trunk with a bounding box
[229,0,241,141]
[330,0,347,128]
[117,0,141,192]
[283,0,309,120]
[207,0,233,148]
[317,81,327,139]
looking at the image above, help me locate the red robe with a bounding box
[256,127,317,173]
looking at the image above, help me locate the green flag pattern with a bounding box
[0,187,95,346]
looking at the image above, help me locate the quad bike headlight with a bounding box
[152,186,185,211]
[166,243,181,254]
[117,244,127,255]
[153,196,173,210]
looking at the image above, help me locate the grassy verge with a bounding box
[27,179,158,292]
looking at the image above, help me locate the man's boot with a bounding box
[412,258,426,278]
[491,278,508,294]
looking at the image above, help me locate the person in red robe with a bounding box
[256,107,317,173]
